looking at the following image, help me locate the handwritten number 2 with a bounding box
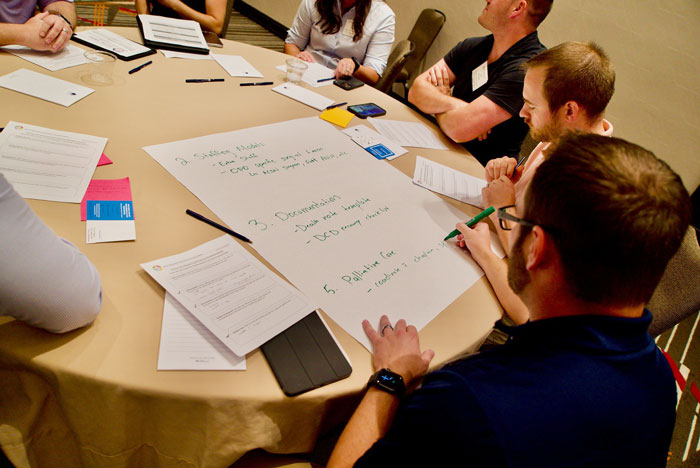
[248,219,268,231]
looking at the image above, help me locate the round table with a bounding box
[0,28,502,468]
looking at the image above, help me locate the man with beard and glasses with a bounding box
[461,41,615,326]
[327,134,689,467]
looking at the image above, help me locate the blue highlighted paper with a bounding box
[87,200,134,220]
[366,143,394,160]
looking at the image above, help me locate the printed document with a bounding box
[72,29,153,59]
[368,117,448,150]
[0,68,93,106]
[413,156,486,207]
[139,14,207,50]
[1,44,89,71]
[342,124,407,160]
[0,121,106,202]
[141,235,316,356]
[158,292,246,370]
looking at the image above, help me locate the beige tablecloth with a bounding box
[0,28,502,468]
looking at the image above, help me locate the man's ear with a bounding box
[511,0,528,19]
[525,226,548,271]
[563,101,580,123]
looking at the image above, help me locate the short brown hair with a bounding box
[527,0,553,27]
[522,133,691,306]
[524,41,615,121]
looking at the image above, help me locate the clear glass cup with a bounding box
[81,50,117,86]
[285,58,308,84]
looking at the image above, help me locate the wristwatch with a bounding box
[367,368,405,397]
[351,56,361,74]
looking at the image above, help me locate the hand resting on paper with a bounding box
[362,315,433,385]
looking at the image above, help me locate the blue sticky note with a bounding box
[366,143,394,160]
[87,200,134,220]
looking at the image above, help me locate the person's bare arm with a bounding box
[135,0,150,14]
[455,223,529,325]
[435,94,512,144]
[283,42,315,62]
[334,57,379,84]
[328,317,434,467]
[152,0,227,34]
[0,12,54,51]
[408,59,462,114]
[410,59,512,144]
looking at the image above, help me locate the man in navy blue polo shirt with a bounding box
[409,0,553,166]
[328,134,690,467]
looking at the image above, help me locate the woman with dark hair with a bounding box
[135,0,227,35]
[284,0,395,85]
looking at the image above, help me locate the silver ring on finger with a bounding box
[381,324,393,336]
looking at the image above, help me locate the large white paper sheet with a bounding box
[141,235,316,356]
[271,83,334,111]
[0,68,93,106]
[158,293,246,370]
[212,54,263,77]
[368,118,448,150]
[143,118,502,350]
[275,62,335,88]
[0,121,106,202]
[72,29,153,59]
[413,156,486,208]
[1,44,89,71]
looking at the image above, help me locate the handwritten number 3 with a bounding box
[248,219,268,231]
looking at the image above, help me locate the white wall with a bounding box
[243,0,700,191]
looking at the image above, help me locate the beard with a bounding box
[507,230,530,295]
[528,118,561,143]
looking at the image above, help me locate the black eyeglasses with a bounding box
[497,205,536,231]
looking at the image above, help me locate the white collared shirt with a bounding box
[285,0,395,75]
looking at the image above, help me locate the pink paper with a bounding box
[80,177,133,221]
[97,153,113,166]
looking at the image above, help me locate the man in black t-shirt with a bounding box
[408,0,553,166]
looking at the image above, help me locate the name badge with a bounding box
[342,20,354,37]
[472,60,488,92]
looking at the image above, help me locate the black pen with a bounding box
[240,81,273,86]
[186,78,225,83]
[326,101,347,110]
[128,60,152,74]
[317,77,335,82]
[186,209,251,243]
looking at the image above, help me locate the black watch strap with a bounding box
[367,368,405,396]
[351,56,361,74]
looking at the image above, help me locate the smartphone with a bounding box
[202,30,223,48]
[333,76,364,90]
[347,103,387,119]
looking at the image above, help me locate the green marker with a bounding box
[444,206,495,241]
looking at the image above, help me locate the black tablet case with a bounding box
[137,16,209,55]
[262,311,352,396]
